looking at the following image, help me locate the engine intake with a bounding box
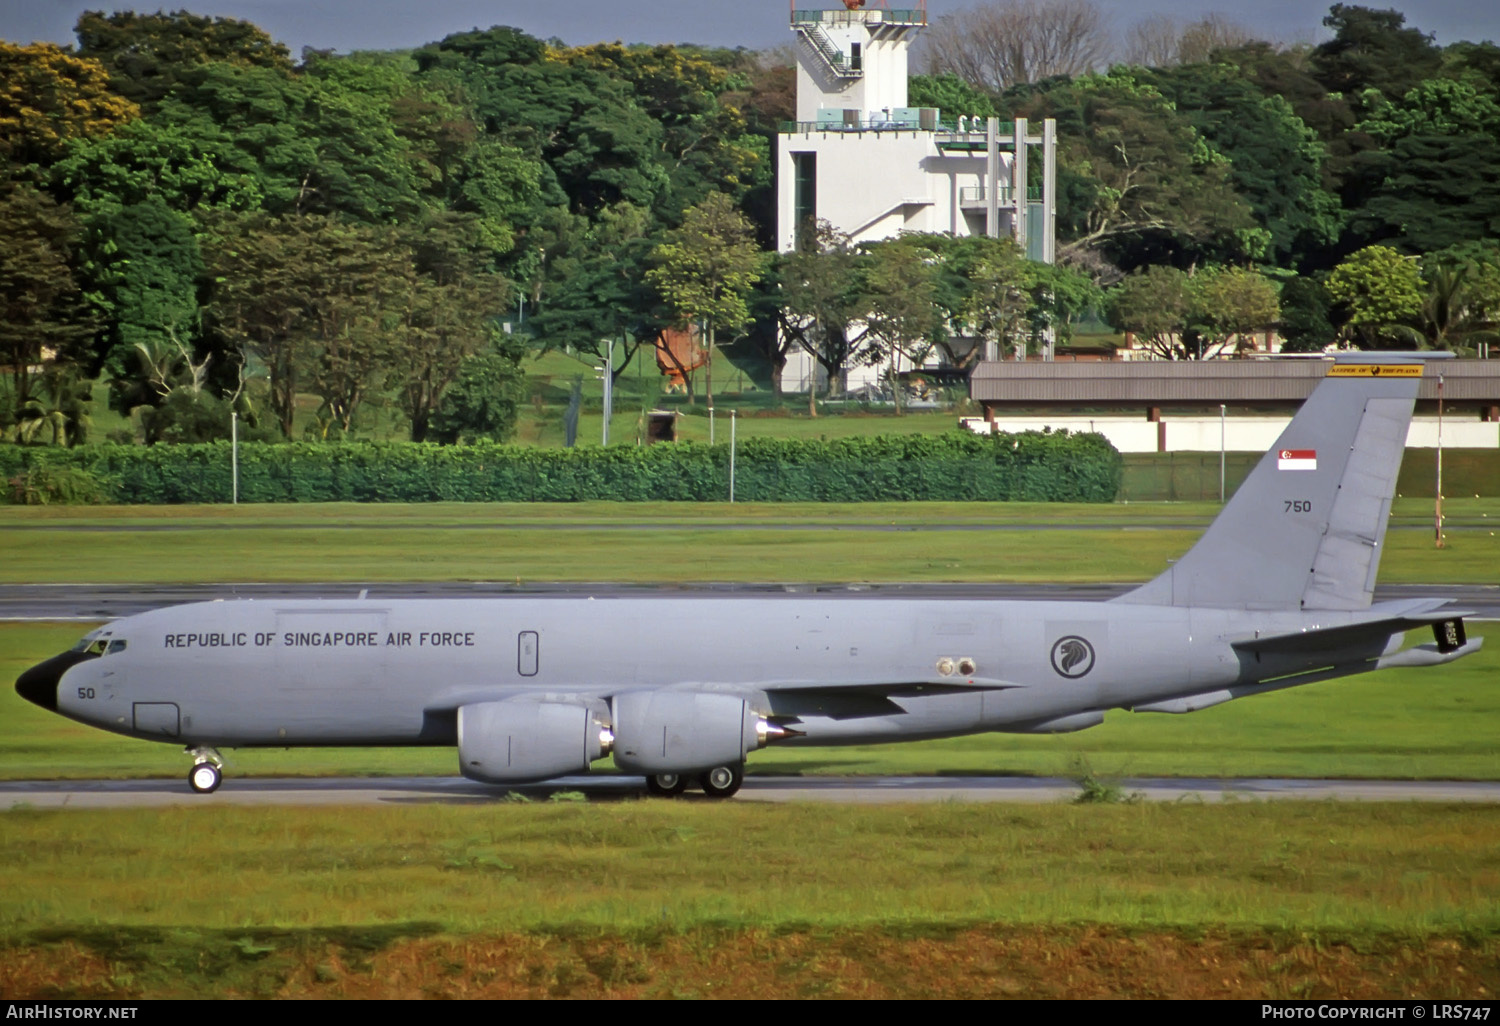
[611,691,769,774]
[457,699,609,783]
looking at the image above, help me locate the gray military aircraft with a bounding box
[15,352,1483,798]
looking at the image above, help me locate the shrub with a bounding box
[0,430,1122,504]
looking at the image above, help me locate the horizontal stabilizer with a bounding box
[1375,638,1484,669]
[1230,608,1472,657]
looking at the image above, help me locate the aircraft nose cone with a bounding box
[15,651,92,712]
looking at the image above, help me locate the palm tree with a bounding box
[16,369,92,446]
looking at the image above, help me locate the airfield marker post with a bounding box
[730,409,737,503]
[231,411,238,505]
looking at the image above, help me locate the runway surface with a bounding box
[4,581,1498,620]
[4,774,1498,808]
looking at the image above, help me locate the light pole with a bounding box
[1219,403,1226,504]
[231,411,239,505]
[595,340,614,447]
[1436,373,1444,548]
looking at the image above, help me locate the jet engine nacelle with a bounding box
[610,691,765,774]
[457,699,609,783]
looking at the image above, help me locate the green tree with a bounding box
[1411,246,1500,353]
[75,8,292,107]
[954,237,1033,363]
[1107,265,1193,359]
[1278,277,1338,352]
[556,43,765,215]
[154,62,426,223]
[527,202,666,390]
[450,139,545,258]
[646,192,763,408]
[300,50,543,251]
[860,240,941,411]
[13,367,92,447]
[388,213,513,442]
[1312,4,1441,112]
[1325,244,1424,348]
[203,213,409,438]
[907,74,1000,120]
[1010,69,1255,269]
[1359,78,1500,143]
[1346,79,1500,252]
[428,333,528,444]
[0,185,95,416]
[1209,41,1361,230]
[80,196,203,387]
[416,28,668,217]
[1147,62,1342,267]
[770,220,872,404]
[1189,266,1281,356]
[110,329,209,421]
[52,117,264,219]
[139,388,248,445]
[1026,260,1105,349]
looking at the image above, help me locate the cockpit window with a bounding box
[69,631,111,656]
[106,639,127,655]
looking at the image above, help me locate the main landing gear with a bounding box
[699,764,743,798]
[186,746,224,794]
[645,772,688,797]
[644,764,744,799]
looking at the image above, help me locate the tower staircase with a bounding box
[795,21,862,80]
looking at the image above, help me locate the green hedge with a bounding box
[0,431,1122,504]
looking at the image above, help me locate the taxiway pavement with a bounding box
[4,774,1497,808]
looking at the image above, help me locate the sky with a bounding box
[1,0,1497,56]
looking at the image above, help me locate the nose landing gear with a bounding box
[186,746,224,794]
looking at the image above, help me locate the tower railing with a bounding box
[791,8,927,26]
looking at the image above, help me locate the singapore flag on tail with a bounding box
[1277,448,1317,471]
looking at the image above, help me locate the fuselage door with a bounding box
[518,631,539,677]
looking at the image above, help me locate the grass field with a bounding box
[2,802,1497,998]
[2,497,1498,584]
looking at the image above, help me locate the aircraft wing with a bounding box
[759,676,1025,696]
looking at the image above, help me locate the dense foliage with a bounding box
[0,430,1122,504]
[0,12,780,445]
[2,4,1498,459]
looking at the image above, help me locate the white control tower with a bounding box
[776,1,1058,392]
[792,2,923,122]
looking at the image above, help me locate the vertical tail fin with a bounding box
[1117,354,1449,611]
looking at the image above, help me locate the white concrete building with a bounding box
[776,3,1057,394]
[961,415,1500,453]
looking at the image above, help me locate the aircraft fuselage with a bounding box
[44,595,1395,749]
